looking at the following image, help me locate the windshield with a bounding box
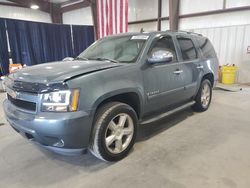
[78,35,147,63]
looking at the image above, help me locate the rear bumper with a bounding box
[3,99,93,155]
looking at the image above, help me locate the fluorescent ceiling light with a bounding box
[30,4,39,10]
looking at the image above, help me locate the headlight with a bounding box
[41,89,80,112]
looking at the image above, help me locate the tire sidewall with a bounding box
[96,103,138,161]
[198,79,212,110]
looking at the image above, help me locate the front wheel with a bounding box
[192,79,212,112]
[89,102,137,162]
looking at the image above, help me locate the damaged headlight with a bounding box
[41,89,80,112]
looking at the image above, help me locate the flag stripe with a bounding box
[125,0,128,32]
[114,0,117,34]
[100,0,104,38]
[96,0,128,39]
[120,0,123,33]
[109,0,113,35]
[105,0,109,36]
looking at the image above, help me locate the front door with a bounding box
[142,35,185,116]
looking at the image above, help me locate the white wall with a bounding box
[226,0,250,8]
[180,0,224,15]
[128,0,169,32]
[62,7,93,25]
[190,25,250,83]
[0,5,51,23]
[179,10,250,30]
[128,22,157,32]
[178,0,250,83]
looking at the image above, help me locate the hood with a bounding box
[9,60,122,83]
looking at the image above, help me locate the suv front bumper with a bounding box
[3,99,93,156]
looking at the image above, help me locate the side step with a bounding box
[140,101,195,125]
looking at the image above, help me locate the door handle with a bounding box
[173,69,183,75]
[197,65,204,69]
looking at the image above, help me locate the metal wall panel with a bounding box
[161,20,170,31]
[162,0,170,17]
[179,10,250,30]
[180,0,224,15]
[62,7,93,25]
[226,0,250,8]
[128,0,158,21]
[190,25,250,83]
[128,21,157,32]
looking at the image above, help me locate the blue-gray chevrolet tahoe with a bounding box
[3,31,218,161]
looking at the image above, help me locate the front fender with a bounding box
[91,88,144,116]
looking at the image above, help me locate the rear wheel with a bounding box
[192,79,212,112]
[89,102,137,162]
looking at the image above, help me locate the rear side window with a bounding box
[177,37,198,61]
[198,37,217,58]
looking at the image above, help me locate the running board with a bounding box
[140,101,195,125]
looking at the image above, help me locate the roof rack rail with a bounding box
[177,30,203,36]
[166,30,203,36]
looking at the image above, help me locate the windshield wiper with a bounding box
[90,57,119,64]
[74,57,89,61]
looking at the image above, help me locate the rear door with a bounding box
[175,35,201,100]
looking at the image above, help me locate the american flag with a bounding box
[96,0,128,39]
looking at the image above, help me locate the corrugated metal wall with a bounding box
[128,0,170,32]
[62,7,93,25]
[189,25,250,83]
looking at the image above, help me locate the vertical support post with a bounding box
[223,0,227,9]
[157,0,162,31]
[90,0,98,40]
[169,0,180,31]
[51,4,62,24]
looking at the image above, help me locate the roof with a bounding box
[104,30,203,39]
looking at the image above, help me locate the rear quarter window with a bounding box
[198,37,217,59]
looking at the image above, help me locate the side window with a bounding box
[148,36,177,62]
[177,37,198,61]
[198,37,217,58]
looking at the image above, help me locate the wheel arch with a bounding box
[202,72,214,87]
[92,89,143,120]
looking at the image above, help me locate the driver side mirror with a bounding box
[147,50,174,64]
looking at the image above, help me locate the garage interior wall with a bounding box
[62,7,93,25]
[179,0,250,83]
[128,0,250,83]
[0,5,51,23]
[128,0,170,32]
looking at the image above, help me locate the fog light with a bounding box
[53,139,64,147]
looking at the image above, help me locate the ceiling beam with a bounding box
[60,0,91,13]
[0,2,26,8]
[7,0,52,13]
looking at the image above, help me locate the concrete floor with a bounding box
[0,88,250,188]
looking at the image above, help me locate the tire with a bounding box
[89,102,138,162]
[192,79,212,112]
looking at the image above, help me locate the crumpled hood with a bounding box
[9,60,122,83]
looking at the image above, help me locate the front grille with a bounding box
[7,94,37,112]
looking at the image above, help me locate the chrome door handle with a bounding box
[173,70,183,74]
[197,65,204,69]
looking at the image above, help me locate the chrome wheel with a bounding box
[201,83,211,108]
[105,113,134,154]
